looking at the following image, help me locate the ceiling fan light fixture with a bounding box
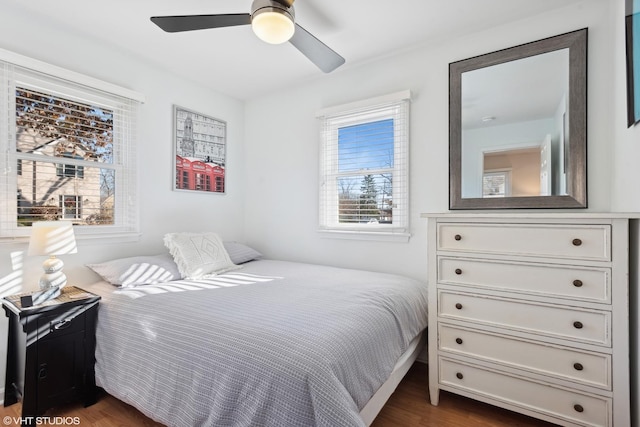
[251,2,295,45]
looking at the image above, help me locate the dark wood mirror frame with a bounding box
[449,28,588,209]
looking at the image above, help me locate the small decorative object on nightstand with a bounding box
[2,286,100,425]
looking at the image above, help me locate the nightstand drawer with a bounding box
[439,324,611,389]
[439,358,611,427]
[37,309,86,340]
[437,223,611,261]
[438,291,611,346]
[438,257,610,303]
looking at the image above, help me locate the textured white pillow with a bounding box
[87,253,182,287]
[164,232,240,279]
[223,241,263,264]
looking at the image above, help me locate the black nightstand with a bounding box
[2,286,101,424]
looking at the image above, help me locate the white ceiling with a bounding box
[5,0,587,101]
[462,48,570,129]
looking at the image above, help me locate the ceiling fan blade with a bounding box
[289,24,345,73]
[151,14,251,33]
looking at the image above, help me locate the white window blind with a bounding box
[317,91,410,241]
[0,54,142,241]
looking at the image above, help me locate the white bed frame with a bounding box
[359,331,426,425]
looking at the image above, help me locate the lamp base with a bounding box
[39,256,68,290]
[39,274,67,290]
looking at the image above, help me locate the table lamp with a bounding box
[27,221,77,290]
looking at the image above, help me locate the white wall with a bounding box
[0,2,246,400]
[244,1,613,280]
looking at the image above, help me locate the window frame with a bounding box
[317,91,411,242]
[0,48,144,243]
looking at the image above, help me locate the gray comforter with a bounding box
[94,260,428,427]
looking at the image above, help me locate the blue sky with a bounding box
[338,118,394,172]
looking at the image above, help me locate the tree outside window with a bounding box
[15,87,114,226]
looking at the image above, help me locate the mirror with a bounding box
[449,28,587,209]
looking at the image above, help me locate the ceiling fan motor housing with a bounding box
[251,0,295,22]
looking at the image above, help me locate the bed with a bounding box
[86,257,428,427]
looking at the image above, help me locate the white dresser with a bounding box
[424,214,633,427]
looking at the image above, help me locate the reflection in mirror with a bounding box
[450,29,587,209]
[483,146,542,197]
[462,49,568,198]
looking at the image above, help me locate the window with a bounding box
[0,49,144,240]
[56,155,85,179]
[182,171,189,189]
[60,195,82,219]
[317,91,410,241]
[483,170,511,198]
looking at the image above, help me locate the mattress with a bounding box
[90,259,428,427]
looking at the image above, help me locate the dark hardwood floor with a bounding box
[0,362,556,426]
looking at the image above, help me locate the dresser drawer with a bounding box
[439,291,611,346]
[439,358,611,427]
[438,257,610,303]
[439,324,611,389]
[437,223,611,261]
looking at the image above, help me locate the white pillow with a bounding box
[223,241,263,264]
[164,232,240,279]
[87,253,182,287]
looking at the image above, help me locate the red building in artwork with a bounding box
[175,155,225,193]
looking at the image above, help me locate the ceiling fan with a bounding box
[150,0,345,73]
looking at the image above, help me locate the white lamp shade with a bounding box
[252,10,295,44]
[27,221,77,256]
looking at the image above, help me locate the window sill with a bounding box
[0,231,141,245]
[318,229,411,242]
[76,231,142,244]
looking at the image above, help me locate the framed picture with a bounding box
[173,105,227,193]
[627,0,640,127]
